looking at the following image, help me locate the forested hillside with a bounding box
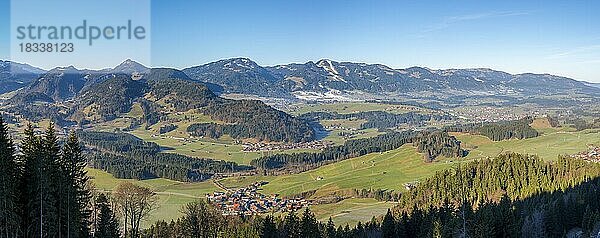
[251,130,466,171]
[382,153,600,237]
[72,74,148,122]
[79,131,251,181]
[189,100,315,142]
[445,117,539,141]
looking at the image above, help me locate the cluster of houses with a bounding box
[449,106,537,123]
[323,123,358,131]
[571,146,600,163]
[242,140,332,152]
[206,181,310,215]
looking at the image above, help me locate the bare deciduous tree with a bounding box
[112,182,157,238]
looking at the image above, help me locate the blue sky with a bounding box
[1,0,599,82]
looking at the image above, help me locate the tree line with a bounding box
[79,131,251,182]
[566,117,600,131]
[251,130,466,171]
[444,117,539,141]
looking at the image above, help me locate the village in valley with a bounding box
[206,181,310,216]
[241,140,332,152]
[571,145,600,163]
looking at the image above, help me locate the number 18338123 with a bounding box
[18,43,74,53]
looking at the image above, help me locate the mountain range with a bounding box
[2,61,315,142]
[183,58,600,100]
[0,60,46,95]
[2,58,599,103]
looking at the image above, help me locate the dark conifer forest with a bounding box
[79,131,251,181]
[251,130,466,171]
[0,118,94,237]
[445,117,539,141]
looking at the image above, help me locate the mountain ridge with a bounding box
[3,58,599,102]
[183,57,600,99]
[2,64,315,143]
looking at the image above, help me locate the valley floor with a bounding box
[87,126,600,227]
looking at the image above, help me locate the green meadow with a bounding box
[311,198,396,226]
[453,128,600,161]
[87,168,221,227]
[221,145,458,197]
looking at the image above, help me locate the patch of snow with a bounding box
[317,60,346,82]
[410,71,422,78]
[472,77,484,82]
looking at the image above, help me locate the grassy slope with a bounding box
[452,128,600,161]
[131,128,320,165]
[220,127,600,225]
[311,198,396,226]
[87,168,221,227]
[222,145,457,197]
[131,128,262,165]
[219,145,457,225]
[86,127,600,227]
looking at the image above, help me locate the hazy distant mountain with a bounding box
[183,58,600,100]
[111,59,150,74]
[585,82,600,88]
[5,58,599,103]
[183,58,291,97]
[0,60,46,94]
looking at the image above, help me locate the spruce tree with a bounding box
[260,215,277,238]
[300,208,319,238]
[59,131,92,237]
[283,210,300,238]
[325,217,336,238]
[42,123,61,237]
[21,123,58,237]
[381,209,396,238]
[95,193,120,238]
[0,116,20,237]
